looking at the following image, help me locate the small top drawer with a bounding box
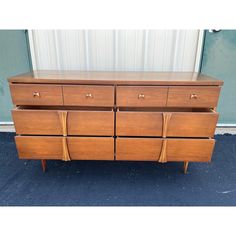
[10,84,63,106]
[167,86,220,108]
[63,85,114,106]
[116,86,168,107]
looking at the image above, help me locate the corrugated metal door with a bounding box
[29,30,203,72]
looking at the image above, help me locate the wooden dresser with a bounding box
[8,71,223,173]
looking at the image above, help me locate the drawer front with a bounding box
[67,137,114,160]
[116,138,215,162]
[12,110,62,135]
[166,139,215,162]
[116,111,218,137]
[116,112,163,136]
[116,86,168,107]
[116,138,162,161]
[167,86,220,108]
[63,85,114,106]
[10,84,63,105]
[15,136,114,160]
[15,136,63,160]
[12,110,114,136]
[167,112,218,137]
[68,111,114,136]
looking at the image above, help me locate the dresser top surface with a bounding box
[8,71,223,85]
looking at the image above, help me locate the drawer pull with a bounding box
[85,93,93,98]
[62,137,71,161]
[159,139,167,163]
[138,94,145,99]
[190,94,198,99]
[58,111,68,137]
[33,92,40,98]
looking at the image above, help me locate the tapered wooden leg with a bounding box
[183,161,189,174]
[41,160,47,172]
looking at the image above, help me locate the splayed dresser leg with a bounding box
[183,161,189,174]
[41,160,47,172]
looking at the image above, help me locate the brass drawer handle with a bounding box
[190,94,197,99]
[138,94,145,99]
[85,93,93,98]
[33,92,40,98]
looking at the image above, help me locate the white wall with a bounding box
[29,30,203,72]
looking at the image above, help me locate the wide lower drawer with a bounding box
[116,86,168,107]
[63,85,114,106]
[116,138,215,162]
[167,86,220,108]
[116,109,218,137]
[12,109,114,136]
[10,84,63,106]
[15,136,114,160]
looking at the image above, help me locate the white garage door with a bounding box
[29,30,204,72]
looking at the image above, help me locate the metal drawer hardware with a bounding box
[138,94,145,99]
[33,92,40,98]
[190,94,198,99]
[85,93,93,98]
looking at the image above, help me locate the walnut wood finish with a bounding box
[41,160,47,172]
[10,84,63,106]
[167,86,221,108]
[116,138,163,161]
[166,139,215,162]
[166,111,218,137]
[159,139,168,163]
[12,109,114,136]
[116,110,218,138]
[116,86,168,107]
[116,112,163,136]
[16,136,114,161]
[8,71,223,86]
[162,113,172,138]
[62,137,70,161]
[67,111,114,136]
[12,109,62,135]
[15,136,63,159]
[9,71,223,173]
[58,111,68,136]
[67,137,114,160]
[116,138,215,162]
[63,85,114,106]
[183,162,189,174]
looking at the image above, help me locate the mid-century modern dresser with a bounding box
[8,71,223,173]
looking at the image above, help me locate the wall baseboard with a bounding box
[0,124,15,132]
[0,122,14,125]
[216,123,236,127]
